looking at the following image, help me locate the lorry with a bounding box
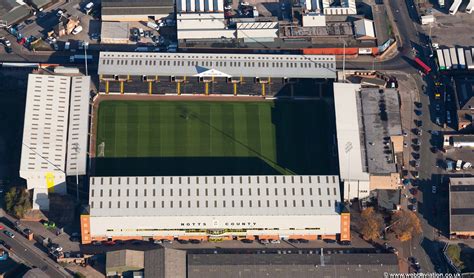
[436,49,446,70]
[70,55,92,63]
[443,48,452,69]
[414,57,432,74]
[457,48,466,69]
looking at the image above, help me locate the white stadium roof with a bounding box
[89,175,341,218]
[20,73,90,199]
[98,52,337,79]
[333,83,369,182]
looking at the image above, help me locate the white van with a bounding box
[72,25,83,35]
[139,28,144,37]
[84,2,94,13]
[134,47,149,52]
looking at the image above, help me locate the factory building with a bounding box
[81,175,350,243]
[19,69,90,210]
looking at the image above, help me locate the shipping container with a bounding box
[450,47,458,69]
[443,49,452,69]
[436,49,446,70]
[457,48,466,69]
[465,49,474,69]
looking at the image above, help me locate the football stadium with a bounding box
[80,52,351,244]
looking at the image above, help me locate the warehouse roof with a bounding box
[450,177,474,232]
[354,19,375,39]
[98,52,337,79]
[89,175,341,217]
[188,253,399,278]
[101,0,174,15]
[360,88,401,174]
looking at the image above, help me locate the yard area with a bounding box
[94,99,335,176]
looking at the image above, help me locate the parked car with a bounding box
[435,117,442,126]
[91,241,102,246]
[177,239,189,244]
[270,239,280,244]
[25,19,34,25]
[139,28,144,37]
[323,239,336,244]
[432,185,437,194]
[288,239,299,243]
[435,103,441,111]
[189,239,201,244]
[4,231,14,238]
[72,25,83,35]
[260,239,269,244]
[297,238,309,243]
[339,241,351,245]
[241,239,253,243]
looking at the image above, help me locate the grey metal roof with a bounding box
[98,52,337,79]
[30,0,52,9]
[187,253,399,278]
[101,0,174,15]
[450,177,474,232]
[376,189,401,211]
[89,175,341,217]
[360,88,401,174]
[0,3,30,25]
[106,250,144,274]
[144,249,187,278]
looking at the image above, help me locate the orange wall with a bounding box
[340,213,351,241]
[80,215,91,244]
[302,47,380,56]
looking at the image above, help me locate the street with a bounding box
[0,217,71,277]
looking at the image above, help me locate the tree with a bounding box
[4,187,32,218]
[359,207,384,241]
[390,209,422,242]
[446,244,465,270]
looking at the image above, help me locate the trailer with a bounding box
[437,49,446,70]
[457,48,466,69]
[449,0,462,15]
[443,49,452,69]
[465,49,474,69]
[450,47,458,69]
[467,0,474,13]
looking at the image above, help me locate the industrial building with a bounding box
[105,248,399,278]
[0,0,31,26]
[101,0,174,22]
[81,175,350,243]
[97,52,336,95]
[19,69,90,210]
[452,76,474,130]
[333,83,402,201]
[449,177,474,238]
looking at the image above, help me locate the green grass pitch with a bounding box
[95,100,332,176]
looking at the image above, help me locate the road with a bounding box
[0,220,71,277]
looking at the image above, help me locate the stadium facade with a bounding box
[81,175,350,243]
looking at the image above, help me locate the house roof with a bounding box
[450,177,474,233]
[0,1,30,25]
[187,253,399,278]
[354,19,375,39]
